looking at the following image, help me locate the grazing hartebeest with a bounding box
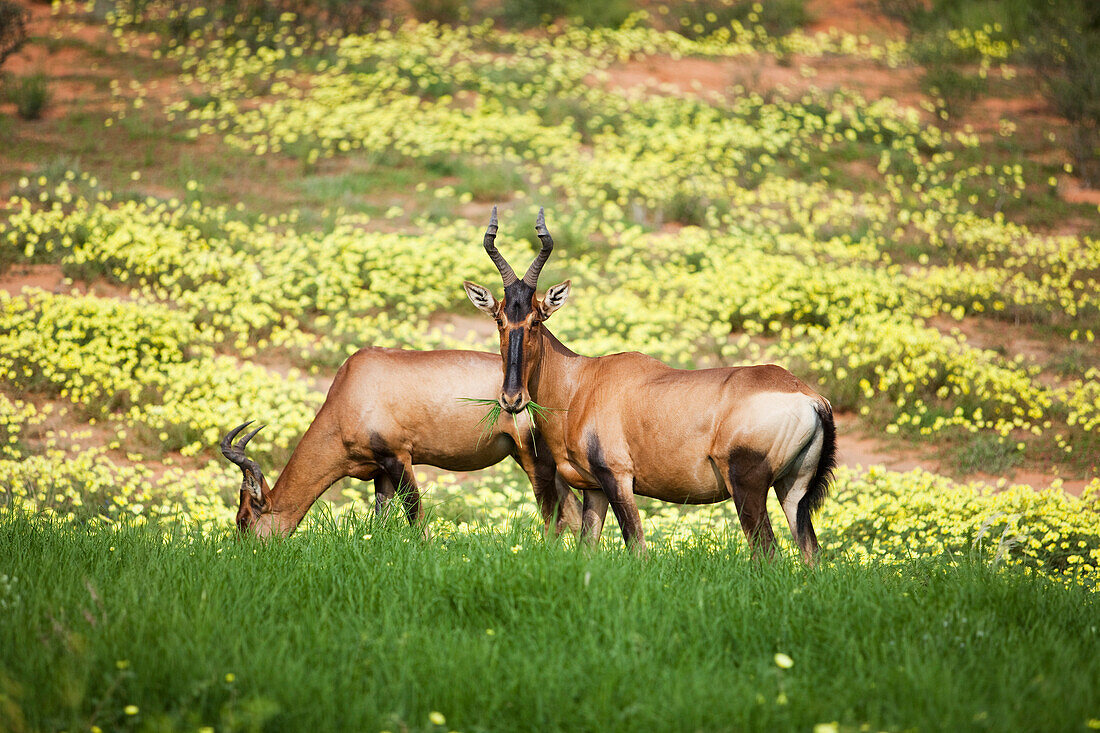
[462,209,836,560]
[221,346,582,537]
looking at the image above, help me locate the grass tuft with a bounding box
[8,72,50,120]
[459,398,559,454]
[524,399,557,425]
[458,397,503,446]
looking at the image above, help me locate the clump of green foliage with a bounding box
[409,0,469,25]
[1026,2,1100,185]
[95,0,387,47]
[880,0,1100,183]
[911,37,986,119]
[497,0,636,28]
[8,72,50,120]
[665,0,809,39]
[459,397,557,449]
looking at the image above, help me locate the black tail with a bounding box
[796,399,836,540]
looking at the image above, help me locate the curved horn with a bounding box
[220,421,266,497]
[482,206,518,287]
[524,207,553,287]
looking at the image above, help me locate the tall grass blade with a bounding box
[459,397,502,447]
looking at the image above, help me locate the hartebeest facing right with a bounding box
[463,209,836,560]
[221,346,582,538]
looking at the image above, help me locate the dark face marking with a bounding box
[495,281,543,412]
[503,328,525,400]
[502,281,536,322]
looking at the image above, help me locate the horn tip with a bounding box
[222,420,252,446]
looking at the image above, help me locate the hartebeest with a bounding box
[221,346,582,537]
[463,209,836,560]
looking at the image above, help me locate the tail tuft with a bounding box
[797,399,836,539]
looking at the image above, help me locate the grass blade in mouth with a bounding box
[524,400,564,456]
[459,397,502,447]
[460,398,560,453]
[525,400,560,424]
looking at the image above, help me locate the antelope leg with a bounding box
[580,490,609,546]
[374,473,396,517]
[721,451,777,559]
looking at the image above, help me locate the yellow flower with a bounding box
[774,652,794,669]
[429,711,446,726]
[124,705,139,715]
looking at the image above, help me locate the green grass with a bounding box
[459,398,560,450]
[949,432,1023,475]
[458,397,503,445]
[1,512,1098,732]
[7,72,50,120]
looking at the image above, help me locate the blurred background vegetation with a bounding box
[0,0,1097,567]
[4,0,1096,179]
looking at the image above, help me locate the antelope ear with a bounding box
[463,281,498,317]
[539,280,570,319]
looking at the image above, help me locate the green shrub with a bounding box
[664,190,709,226]
[567,0,635,28]
[408,0,468,24]
[1027,3,1100,185]
[919,58,986,120]
[458,162,526,203]
[876,0,1032,39]
[949,432,1022,475]
[9,73,49,120]
[94,0,388,45]
[498,0,567,27]
[498,0,635,28]
[665,0,809,39]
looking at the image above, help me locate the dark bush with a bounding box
[100,0,387,44]
[10,72,50,120]
[409,0,468,25]
[498,0,635,29]
[664,0,809,39]
[0,0,28,67]
[1027,2,1100,185]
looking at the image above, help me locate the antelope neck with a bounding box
[529,328,587,409]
